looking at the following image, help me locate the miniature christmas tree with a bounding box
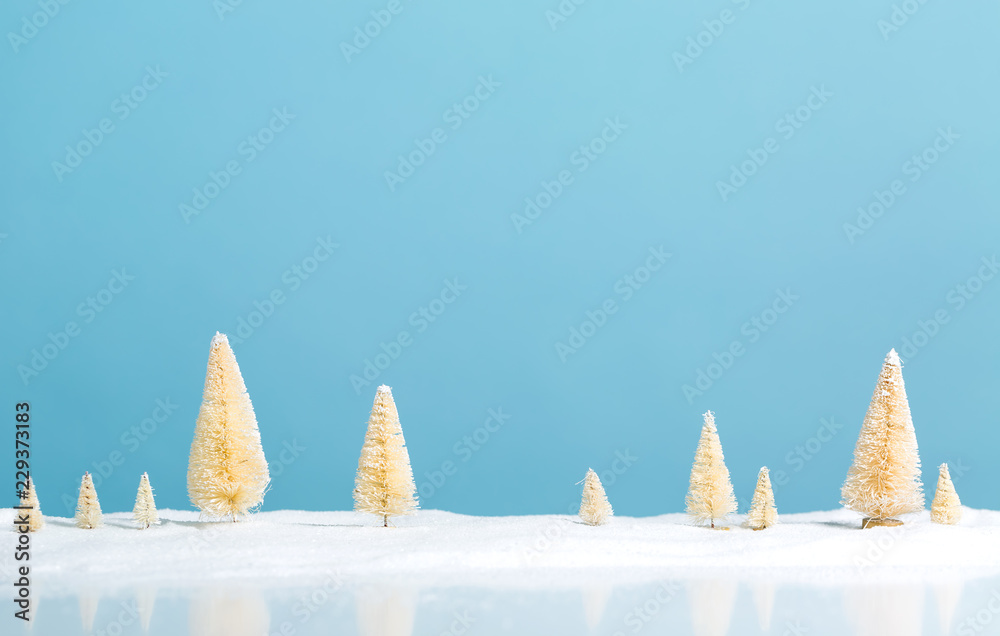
[841,349,924,528]
[16,476,44,532]
[746,466,778,530]
[354,385,418,526]
[930,463,961,525]
[578,468,613,526]
[134,472,159,529]
[686,411,737,528]
[75,472,103,529]
[187,333,270,521]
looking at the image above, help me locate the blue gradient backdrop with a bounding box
[2,0,998,517]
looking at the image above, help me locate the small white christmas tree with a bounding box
[746,466,778,530]
[841,349,924,528]
[930,463,961,525]
[16,476,44,532]
[75,472,103,529]
[187,333,270,521]
[686,411,737,528]
[578,468,613,526]
[354,385,418,526]
[134,472,159,529]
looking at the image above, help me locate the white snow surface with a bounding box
[4,508,1000,594]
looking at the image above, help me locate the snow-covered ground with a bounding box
[4,507,1000,594]
[4,508,1000,635]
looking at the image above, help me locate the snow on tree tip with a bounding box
[885,348,901,367]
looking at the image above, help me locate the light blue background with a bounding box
[2,0,998,518]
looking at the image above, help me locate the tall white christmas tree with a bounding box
[578,468,613,526]
[746,466,778,530]
[841,349,924,528]
[75,472,103,529]
[16,476,44,532]
[134,472,159,529]
[930,463,961,525]
[686,411,737,528]
[354,385,418,526]
[187,333,270,521]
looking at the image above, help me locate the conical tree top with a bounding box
[686,411,737,527]
[841,349,923,524]
[354,385,418,524]
[931,462,962,525]
[579,468,613,526]
[76,472,103,529]
[187,332,270,519]
[134,472,159,528]
[747,466,778,530]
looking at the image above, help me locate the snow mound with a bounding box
[4,508,1000,595]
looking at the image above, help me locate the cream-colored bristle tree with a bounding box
[16,476,44,532]
[841,349,924,528]
[578,468,613,526]
[930,463,961,525]
[187,333,270,521]
[134,472,159,529]
[686,411,737,528]
[354,385,418,527]
[746,466,778,530]
[75,472,103,529]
